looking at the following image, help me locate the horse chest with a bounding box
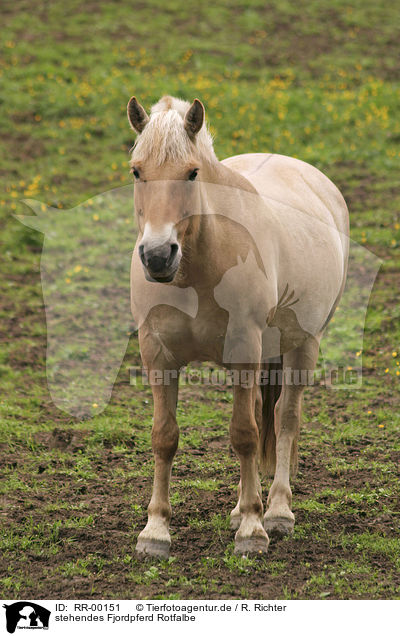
[140,297,228,366]
[171,298,228,363]
[190,307,228,362]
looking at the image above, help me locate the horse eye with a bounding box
[132,168,140,179]
[188,169,198,181]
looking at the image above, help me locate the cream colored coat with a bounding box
[131,152,349,368]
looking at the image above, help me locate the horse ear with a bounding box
[184,99,204,139]
[127,96,149,133]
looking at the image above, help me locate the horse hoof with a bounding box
[234,534,269,555]
[230,514,241,530]
[136,537,170,559]
[264,517,294,539]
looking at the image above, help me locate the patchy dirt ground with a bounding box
[1,329,399,599]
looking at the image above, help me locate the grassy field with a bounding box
[1,0,399,599]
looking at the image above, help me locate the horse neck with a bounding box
[179,160,260,288]
[201,159,258,194]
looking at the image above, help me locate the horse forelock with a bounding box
[130,96,217,167]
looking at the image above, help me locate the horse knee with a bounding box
[152,414,179,460]
[230,416,259,457]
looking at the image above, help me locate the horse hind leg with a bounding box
[264,335,320,539]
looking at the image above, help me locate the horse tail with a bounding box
[259,357,283,477]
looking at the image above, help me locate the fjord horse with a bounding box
[127,95,349,557]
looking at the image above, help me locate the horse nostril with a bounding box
[139,244,146,266]
[168,243,179,265]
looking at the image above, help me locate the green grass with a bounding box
[1,0,399,600]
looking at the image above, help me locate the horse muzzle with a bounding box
[139,241,181,283]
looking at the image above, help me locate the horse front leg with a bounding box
[230,369,269,554]
[264,336,320,538]
[230,385,263,530]
[136,370,179,558]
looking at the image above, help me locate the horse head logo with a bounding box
[16,182,382,417]
[3,602,50,633]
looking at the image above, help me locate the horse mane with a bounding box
[130,95,217,166]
